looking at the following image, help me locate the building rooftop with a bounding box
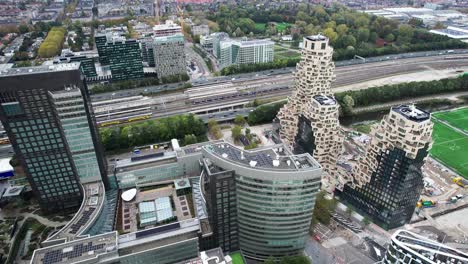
[238,39,274,47]
[204,142,319,171]
[0,158,13,173]
[392,230,468,263]
[314,95,337,105]
[118,219,199,249]
[180,248,231,264]
[31,231,118,264]
[305,34,327,41]
[392,105,431,123]
[0,63,80,77]
[46,181,105,242]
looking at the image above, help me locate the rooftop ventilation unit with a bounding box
[273,160,280,167]
[249,160,257,167]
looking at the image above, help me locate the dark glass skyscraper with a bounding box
[95,33,144,81]
[0,63,109,212]
[336,105,433,229]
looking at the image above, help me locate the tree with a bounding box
[231,125,242,142]
[433,22,446,30]
[312,191,337,226]
[336,24,348,36]
[397,24,414,44]
[18,24,29,34]
[234,115,246,126]
[384,33,395,42]
[323,28,338,44]
[183,134,198,145]
[263,257,275,264]
[208,119,222,139]
[408,18,424,28]
[357,28,370,43]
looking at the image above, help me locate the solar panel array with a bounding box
[249,152,274,168]
[69,207,96,234]
[42,242,105,264]
[135,222,181,239]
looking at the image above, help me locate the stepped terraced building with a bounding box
[277,35,343,189]
[337,105,433,229]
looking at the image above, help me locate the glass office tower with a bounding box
[202,142,322,260]
[0,63,108,212]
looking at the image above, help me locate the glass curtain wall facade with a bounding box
[49,89,104,184]
[0,67,86,212]
[337,146,429,229]
[201,143,322,261]
[236,175,320,259]
[202,163,239,253]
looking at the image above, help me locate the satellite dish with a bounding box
[121,188,137,202]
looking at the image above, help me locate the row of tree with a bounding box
[99,114,206,151]
[245,75,468,123]
[335,74,468,110]
[38,27,66,58]
[91,73,190,94]
[247,101,286,125]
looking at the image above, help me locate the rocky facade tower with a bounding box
[277,35,343,189]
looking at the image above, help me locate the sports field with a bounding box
[433,107,468,133]
[430,115,468,179]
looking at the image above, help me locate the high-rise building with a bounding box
[384,230,468,263]
[0,63,109,212]
[201,142,322,260]
[217,38,274,69]
[277,35,343,189]
[153,33,186,79]
[96,34,144,81]
[337,105,433,229]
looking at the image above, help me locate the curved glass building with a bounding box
[202,142,322,260]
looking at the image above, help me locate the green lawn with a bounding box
[433,107,468,133]
[274,44,301,60]
[430,119,468,179]
[255,23,266,31]
[230,252,245,264]
[255,22,291,32]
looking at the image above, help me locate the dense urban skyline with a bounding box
[0,1,467,264]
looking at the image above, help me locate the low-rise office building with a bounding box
[217,38,274,69]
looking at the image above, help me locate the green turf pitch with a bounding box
[430,120,468,179]
[433,107,468,132]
